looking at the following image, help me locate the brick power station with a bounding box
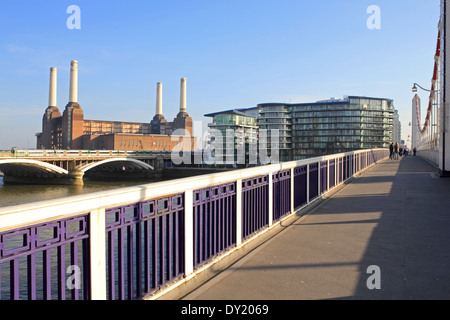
[36,60,195,151]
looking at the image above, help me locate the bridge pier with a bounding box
[68,170,85,186]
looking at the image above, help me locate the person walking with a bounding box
[394,142,399,160]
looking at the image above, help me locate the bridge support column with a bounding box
[68,170,85,186]
[155,155,164,170]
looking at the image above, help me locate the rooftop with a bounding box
[204,108,258,118]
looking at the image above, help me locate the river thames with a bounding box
[0,176,161,208]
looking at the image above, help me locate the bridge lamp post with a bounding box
[412,83,438,93]
[412,83,440,148]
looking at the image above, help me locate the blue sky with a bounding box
[0,0,442,149]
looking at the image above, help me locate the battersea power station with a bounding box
[36,60,195,151]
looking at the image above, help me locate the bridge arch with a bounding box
[78,158,154,173]
[0,159,69,175]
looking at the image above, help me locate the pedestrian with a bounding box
[399,145,403,157]
[404,145,408,157]
[413,147,417,156]
[389,142,394,159]
[394,142,399,160]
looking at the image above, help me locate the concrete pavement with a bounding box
[179,156,450,300]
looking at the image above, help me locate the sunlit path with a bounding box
[181,157,450,300]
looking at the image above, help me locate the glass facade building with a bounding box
[205,108,258,165]
[258,96,395,160]
[257,104,293,161]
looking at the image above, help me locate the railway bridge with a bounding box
[0,150,170,185]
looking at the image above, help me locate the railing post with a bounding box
[306,164,310,204]
[268,173,273,226]
[365,151,367,168]
[357,153,360,172]
[326,160,330,191]
[89,208,107,300]
[236,179,242,246]
[335,157,337,187]
[290,168,294,214]
[317,161,321,196]
[350,154,353,176]
[184,189,194,276]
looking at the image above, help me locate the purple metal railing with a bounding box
[0,214,90,300]
[272,170,291,222]
[372,150,384,163]
[361,152,367,170]
[0,149,390,300]
[342,156,348,180]
[352,154,357,175]
[309,163,319,201]
[242,175,269,240]
[105,194,184,300]
[293,165,307,209]
[329,159,336,189]
[320,161,328,194]
[354,153,361,173]
[193,183,236,268]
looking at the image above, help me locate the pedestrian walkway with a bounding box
[180,156,450,300]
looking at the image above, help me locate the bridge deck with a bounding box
[179,156,450,300]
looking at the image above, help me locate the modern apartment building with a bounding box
[256,104,293,162]
[258,96,396,160]
[204,107,258,165]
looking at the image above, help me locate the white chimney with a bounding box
[156,82,163,115]
[179,77,187,113]
[69,60,78,103]
[49,67,57,107]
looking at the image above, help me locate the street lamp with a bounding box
[412,82,439,93]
